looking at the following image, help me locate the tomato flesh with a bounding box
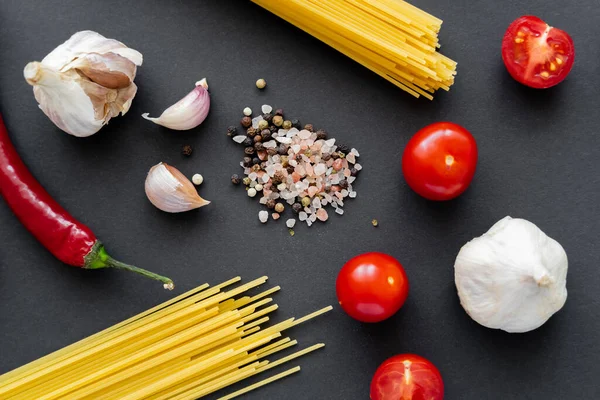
[370,354,444,400]
[501,16,575,88]
[336,252,409,323]
[402,122,477,201]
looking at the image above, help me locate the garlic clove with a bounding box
[145,162,210,213]
[25,62,103,137]
[142,79,210,130]
[42,30,142,70]
[454,216,568,333]
[64,52,137,89]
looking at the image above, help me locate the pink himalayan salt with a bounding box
[333,158,343,171]
[292,172,302,182]
[272,213,280,220]
[308,186,319,197]
[295,165,306,176]
[305,163,314,177]
[258,150,267,160]
[344,168,351,177]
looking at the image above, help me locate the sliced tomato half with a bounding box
[501,16,575,89]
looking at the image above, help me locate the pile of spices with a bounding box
[229,105,361,228]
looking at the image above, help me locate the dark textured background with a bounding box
[1,0,599,399]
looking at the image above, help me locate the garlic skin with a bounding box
[145,163,210,213]
[454,216,568,333]
[24,31,142,137]
[142,79,210,130]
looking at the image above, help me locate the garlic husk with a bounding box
[24,30,142,137]
[454,216,568,333]
[142,79,210,130]
[145,163,210,213]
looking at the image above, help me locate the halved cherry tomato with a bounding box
[501,16,575,89]
[336,252,409,323]
[402,122,477,201]
[370,354,444,400]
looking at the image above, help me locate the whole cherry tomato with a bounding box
[370,354,444,400]
[502,16,575,89]
[402,122,477,201]
[336,252,409,323]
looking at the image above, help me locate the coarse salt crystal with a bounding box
[349,191,357,198]
[348,176,356,184]
[262,140,277,148]
[316,208,328,221]
[278,129,288,136]
[291,144,301,154]
[262,174,270,183]
[351,148,359,156]
[252,115,263,129]
[276,136,292,144]
[325,138,336,147]
[233,135,247,143]
[354,163,362,171]
[249,172,258,181]
[341,189,349,197]
[312,198,321,209]
[313,164,327,176]
[309,214,317,222]
[262,104,273,114]
[346,153,356,164]
[298,130,312,140]
[286,219,296,228]
[299,211,308,221]
[307,219,313,227]
[272,212,280,220]
[287,128,299,138]
[259,197,268,204]
[335,208,344,215]
[258,211,268,223]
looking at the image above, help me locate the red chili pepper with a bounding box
[0,114,173,289]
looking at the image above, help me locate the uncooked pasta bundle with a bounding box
[252,0,457,99]
[0,277,331,399]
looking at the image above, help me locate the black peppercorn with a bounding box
[246,127,257,137]
[316,129,327,140]
[261,129,271,141]
[337,144,349,154]
[253,135,262,143]
[182,144,193,156]
[266,199,276,209]
[292,203,302,214]
[331,152,340,160]
[243,157,252,167]
[295,154,303,162]
[269,125,277,133]
[267,148,278,156]
[263,113,273,122]
[252,157,260,165]
[272,170,285,185]
[241,116,252,128]
[339,179,349,189]
[275,108,284,116]
[243,137,253,147]
[227,126,237,137]
[254,142,264,151]
[304,124,314,132]
[321,153,331,161]
[277,144,288,155]
[244,146,255,155]
[252,164,261,172]
[286,165,295,174]
[282,120,292,130]
[291,119,301,129]
[351,167,359,176]
[231,174,241,185]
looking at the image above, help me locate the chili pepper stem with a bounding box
[85,242,174,290]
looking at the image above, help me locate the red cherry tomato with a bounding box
[501,16,575,89]
[402,122,477,201]
[370,354,444,400]
[336,252,408,323]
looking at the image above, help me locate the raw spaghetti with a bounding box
[251,0,457,99]
[0,277,331,399]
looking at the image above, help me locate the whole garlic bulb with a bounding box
[24,31,142,137]
[145,163,210,213]
[454,216,568,333]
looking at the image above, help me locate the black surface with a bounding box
[1,1,599,399]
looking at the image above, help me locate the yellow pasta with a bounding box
[251,0,457,99]
[0,277,331,399]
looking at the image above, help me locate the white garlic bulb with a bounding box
[24,31,142,137]
[454,216,568,333]
[145,163,210,213]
